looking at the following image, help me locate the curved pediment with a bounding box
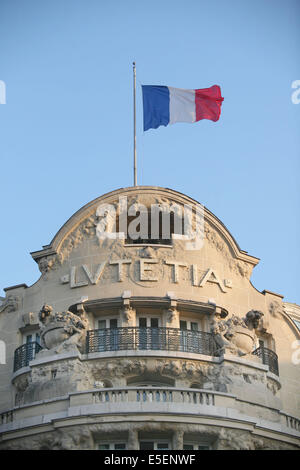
[30,186,259,278]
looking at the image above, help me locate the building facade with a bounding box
[0,186,299,450]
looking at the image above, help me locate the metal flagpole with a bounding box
[133,62,137,186]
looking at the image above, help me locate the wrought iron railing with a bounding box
[252,346,279,376]
[86,327,215,356]
[12,333,279,377]
[13,342,43,372]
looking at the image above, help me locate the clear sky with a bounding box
[0,0,299,304]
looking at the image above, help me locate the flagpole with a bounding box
[133,61,137,186]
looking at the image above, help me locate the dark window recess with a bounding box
[114,443,126,450]
[120,211,184,245]
[139,318,147,328]
[140,442,154,450]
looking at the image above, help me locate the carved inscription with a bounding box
[61,258,232,292]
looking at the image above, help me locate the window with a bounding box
[110,319,119,351]
[139,441,170,450]
[180,320,187,330]
[97,318,118,329]
[24,332,40,345]
[115,443,126,450]
[138,317,159,328]
[98,443,126,450]
[190,383,201,389]
[138,317,160,350]
[96,318,119,352]
[98,320,106,329]
[127,374,175,387]
[180,320,199,331]
[180,321,200,352]
[183,443,210,450]
[26,334,32,344]
[20,332,41,366]
[123,209,183,246]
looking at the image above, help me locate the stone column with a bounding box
[128,428,139,450]
[172,429,184,450]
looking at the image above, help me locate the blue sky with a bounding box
[0,0,299,304]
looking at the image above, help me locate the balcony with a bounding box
[252,346,279,376]
[2,387,299,438]
[86,327,215,356]
[12,330,279,377]
[13,342,43,372]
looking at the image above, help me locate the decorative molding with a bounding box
[205,223,252,279]
[30,187,260,269]
[0,295,19,313]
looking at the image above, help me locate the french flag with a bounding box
[142,85,224,131]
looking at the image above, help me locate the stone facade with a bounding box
[0,186,299,450]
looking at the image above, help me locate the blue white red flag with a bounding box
[142,85,224,131]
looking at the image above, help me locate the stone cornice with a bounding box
[69,296,226,316]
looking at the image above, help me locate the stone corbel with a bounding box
[76,303,86,315]
[121,291,135,323]
[165,306,178,323]
[165,292,178,323]
[22,311,38,327]
[214,306,228,319]
[38,257,52,274]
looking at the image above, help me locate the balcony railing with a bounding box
[12,333,279,377]
[92,386,216,406]
[252,346,279,376]
[13,342,43,372]
[86,327,215,356]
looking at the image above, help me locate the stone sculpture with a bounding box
[211,310,263,356]
[38,304,89,354]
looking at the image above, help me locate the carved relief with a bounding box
[58,213,97,264]
[0,422,297,450]
[49,194,187,264]
[0,295,19,313]
[37,256,58,274]
[165,307,178,323]
[0,426,94,450]
[121,305,135,322]
[205,223,251,279]
[269,300,283,318]
[91,358,147,381]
